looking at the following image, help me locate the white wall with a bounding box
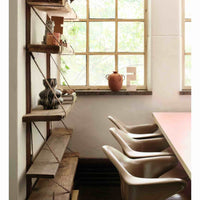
[54,0,191,158]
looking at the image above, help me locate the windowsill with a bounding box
[179,90,191,95]
[75,89,152,96]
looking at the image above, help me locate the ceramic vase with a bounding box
[106,71,125,92]
[38,78,63,109]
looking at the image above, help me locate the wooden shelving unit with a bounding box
[25,0,79,199]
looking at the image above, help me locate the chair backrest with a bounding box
[102,145,135,178]
[108,116,128,132]
[109,127,141,151]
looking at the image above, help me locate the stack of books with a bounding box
[62,92,77,104]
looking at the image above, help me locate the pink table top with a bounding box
[153,112,191,178]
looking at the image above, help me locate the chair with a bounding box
[102,145,186,200]
[108,115,162,139]
[109,127,172,158]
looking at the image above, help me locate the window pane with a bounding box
[118,22,144,52]
[63,22,86,52]
[61,55,86,86]
[118,55,144,86]
[185,0,191,19]
[71,0,86,19]
[118,0,144,19]
[185,55,191,86]
[89,22,115,52]
[89,0,115,18]
[89,55,115,85]
[185,22,191,53]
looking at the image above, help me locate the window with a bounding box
[183,0,191,89]
[59,0,147,90]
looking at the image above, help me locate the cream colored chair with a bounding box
[108,115,162,139]
[109,127,172,158]
[102,145,186,200]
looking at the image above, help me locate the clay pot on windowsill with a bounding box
[106,71,125,92]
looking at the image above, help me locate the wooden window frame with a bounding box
[182,0,191,90]
[58,0,148,90]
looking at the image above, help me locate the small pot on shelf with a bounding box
[106,71,125,92]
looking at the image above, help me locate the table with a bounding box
[153,112,191,178]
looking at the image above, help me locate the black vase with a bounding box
[38,78,63,109]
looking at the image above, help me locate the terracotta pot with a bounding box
[46,33,53,45]
[52,32,61,46]
[106,71,125,91]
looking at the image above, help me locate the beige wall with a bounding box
[9,0,191,199]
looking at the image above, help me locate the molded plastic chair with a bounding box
[102,145,186,200]
[108,115,162,139]
[109,127,172,158]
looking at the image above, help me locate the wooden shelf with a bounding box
[22,104,73,122]
[28,0,78,20]
[27,44,61,54]
[27,0,66,7]
[27,128,72,178]
[28,152,79,200]
[27,44,74,54]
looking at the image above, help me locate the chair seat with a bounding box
[159,164,189,182]
[166,192,190,200]
[160,164,191,200]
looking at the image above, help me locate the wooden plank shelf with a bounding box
[28,0,78,20]
[28,152,79,200]
[27,44,60,54]
[22,104,73,122]
[27,44,75,54]
[27,0,66,7]
[27,129,72,178]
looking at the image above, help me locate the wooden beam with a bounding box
[25,3,32,198]
[71,190,79,200]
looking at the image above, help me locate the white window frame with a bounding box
[182,0,191,90]
[58,0,148,90]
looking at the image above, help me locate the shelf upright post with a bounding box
[46,15,51,138]
[46,52,51,138]
[25,1,32,198]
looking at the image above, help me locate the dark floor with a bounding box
[75,159,191,200]
[77,184,190,200]
[78,185,121,200]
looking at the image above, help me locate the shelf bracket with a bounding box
[50,179,70,194]
[33,122,60,163]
